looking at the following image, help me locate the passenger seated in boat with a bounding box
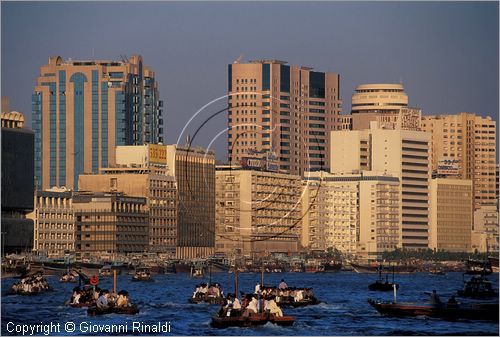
[278,279,288,290]
[447,295,458,308]
[242,295,259,317]
[430,290,443,307]
[265,295,283,317]
[255,282,261,294]
[116,290,130,307]
[232,295,241,310]
[96,290,110,309]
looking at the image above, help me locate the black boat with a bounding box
[211,312,295,328]
[368,299,499,321]
[87,304,139,316]
[368,265,399,291]
[457,275,497,298]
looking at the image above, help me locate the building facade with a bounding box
[32,55,164,190]
[215,167,302,258]
[472,205,499,253]
[422,113,497,209]
[331,121,431,249]
[79,144,177,255]
[73,192,149,258]
[303,171,401,261]
[30,188,74,257]
[227,60,342,176]
[429,178,472,252]
[1,111,34,255]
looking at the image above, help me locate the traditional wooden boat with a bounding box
[132,268,153,282]
[188,296,226,305]
[67,302,94,308]
[368,299,499,321]
[368,280,399,291]
[6,287,53,296]
[211,313,295,328]
[320,260,342,272]
[465,259,492,275]
[278,297,321,308]
[59,273,77,283]
[488,256,499,273]
[87,304,139,316]
[457,275,497,298]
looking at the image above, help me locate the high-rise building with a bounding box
[79,144,177,256]
[215,166,302,258]
[227,60,342,176]
[349,83,422,131]
[303,171,401,261]
[1,111,34,255]
[331,121,431,249]
[30,188,75,257]
[429,178,472,252]
[422,113,497,209]
[73,192,149,259]
[32,55,164,190]
[472,205,499,253]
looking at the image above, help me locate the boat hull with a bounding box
[211,314,294,328]
[87,305,139,316]
[368,299,499,321]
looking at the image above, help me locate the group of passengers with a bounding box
[10,272,50,294]
[192,283,223,300]
[69,286,130,309]
[256,279,316,304]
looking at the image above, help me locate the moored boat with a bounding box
[457,275,497,298]
[211,313,294,328]
[368,299,499,321]
[351,262,417,274]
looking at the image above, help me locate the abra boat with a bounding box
[320,260,342,272]
[369,266,399,291]
[87,304,139,316]
[368,299,499,321]
[132,268,153,282]
[351,262,416,274]
[457,275,497,298]
[211,313,295,328]
[465,259,492,275]
[188,296,226,305]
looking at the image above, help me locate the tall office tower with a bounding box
[1,111,34,255]
[331,121,431,249]
[215,166,302,258]
[227,60,342,176]
[422,113,497,209]
[32,55,164,190]
[429,178,473,252]
[30,188,75,257]
[79,144,178,256]
[349,83,422,131]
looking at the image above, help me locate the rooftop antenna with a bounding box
[233,54,244,64]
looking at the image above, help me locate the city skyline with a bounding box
[2,1,498,161]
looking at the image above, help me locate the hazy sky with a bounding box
[2,1,498,160]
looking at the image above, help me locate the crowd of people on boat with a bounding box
[68,286,131,309]
[192,283,224,300]
[253,280,317,304]
[10,272,50,294]
[59,272,76,283]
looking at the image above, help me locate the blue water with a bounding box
[2,272,498,335]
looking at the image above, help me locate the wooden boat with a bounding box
[67,302,94,308]
[457,275,497,298]
[465,259,492,275]
[87,304,139,316]
[6,287,53,296]
[188,296,226,305]
[211,313,295,328]
[59,273,77,283]
[132,268,153,282]
[320,260,342,272]
[369,266,399,291]
[368,299,499,321]
[488,256,499,273]
[278,297,321,308]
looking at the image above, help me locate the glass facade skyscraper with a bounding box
[33,55,164,190]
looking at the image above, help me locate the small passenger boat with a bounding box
[368,299,499,321]
[369,266,399,291]
[457,275,497,298]
[87,304,139,316]
[132,267,153,282]
[59,272,77,283]
[211,313,294,328]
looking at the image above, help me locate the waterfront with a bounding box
[1,272,498,335]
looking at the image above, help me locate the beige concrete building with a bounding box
[29,188,74,257]
[429,178,473,252]
[228,60,342,175]
[331,121,431,249]
[73,192,149,259]
[113,144,215,258]
[300,179,328,251]
[422,113,497,209]
[303,171,401,261]
[215,166,302,258]
[472,205,499,253]
[79,145,177,255]
[33,55,164,190]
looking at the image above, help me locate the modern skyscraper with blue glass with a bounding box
[32,55,164,190]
